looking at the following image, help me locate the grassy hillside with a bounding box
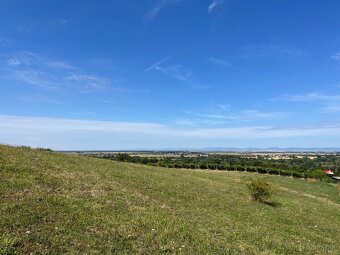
[1,145,339,254]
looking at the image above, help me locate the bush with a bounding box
[0,236,15,255]
[244,178,273,203]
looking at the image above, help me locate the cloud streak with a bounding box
[146,57,191,82]
[0,36,11,47]
[65,74,112,92]
[276,92,340,102]
[216,104,231,112]
[208,0,224,13]
[208,57,230,67]
[331,52,340,61]
[185,108,289,123]
[321,104,340,113]
[3,69,59,89]
[275,91,340,114]
[239,44,306,59]
[0,51,132,93]
[146,0,183,22]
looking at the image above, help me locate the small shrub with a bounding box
[244,178,273,203]
[0,236,15,255]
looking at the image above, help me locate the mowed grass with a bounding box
[1,145,340,254]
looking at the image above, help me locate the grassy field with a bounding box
[1,145,340,254]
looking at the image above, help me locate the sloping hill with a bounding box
[1,145,339,254]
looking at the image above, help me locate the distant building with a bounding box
[323,170,340,181]
[323,170,334,175]
[332,176,340,181]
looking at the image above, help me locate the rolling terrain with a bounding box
[1,145,340,254]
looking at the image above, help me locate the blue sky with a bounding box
[1,0,340,150]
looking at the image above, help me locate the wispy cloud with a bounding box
[4,51,76,71]
[0,36,11,47]
[175,119,196,126]
[1,114,340,150]
[241,110,289,119]
[208,57,230,67]
[0,36,9,43]
[239,44,306,59]
[321,104,340,113]
[3,51,74,71]
[145,57,172,72]
[48,61,77,70]
[275,91,340,114]
[17,94,60,104]
[0,52,76,89]
[3,69,59,89]
[146,57,191,82]
[57,18,69,25]
[146,0,183,22]
[331,52,340,61]
[5,51,40,66]
[184,108,289,124]
[208,0,224,13]
[65,74,111,91]
[65,74,141,93]
[276,92,340,102]
[216,104,231,111]
[0,51,130,93]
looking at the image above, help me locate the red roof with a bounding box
[323,170,334,175]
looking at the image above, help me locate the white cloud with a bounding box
[0,51,129,93]
[241,110,288,119]
[216,104,231,111]
[175,119,196,126]
[17,94,60,104]
[65,74,111,91]
[208,0,224,13]
[277,92,340,102]
[3,69,59,89]
[0,36,8,43]
[186,108,289,122]
[1,115,340,150]
[146,0,183,22]
[188,112,235,120]
[331,52,340,61]
[7,58,22,66]
[57,18,68,25]
[146,57,191,82]
[3,51,76,70]
[48,61,76,70]
[321,104,340,113]
[209,57,230,67]
[145,57,172,72]
[0,115,163,133]
[275,92,340,114]
[239,44,305,59]
[0,36,11,47]
[5,51,39,66]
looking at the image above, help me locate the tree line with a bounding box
[92,152,340,180]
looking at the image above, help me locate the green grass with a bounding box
[1,145,339,254]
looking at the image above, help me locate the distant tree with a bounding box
[116,153,131,162]
[37,147,53,152]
